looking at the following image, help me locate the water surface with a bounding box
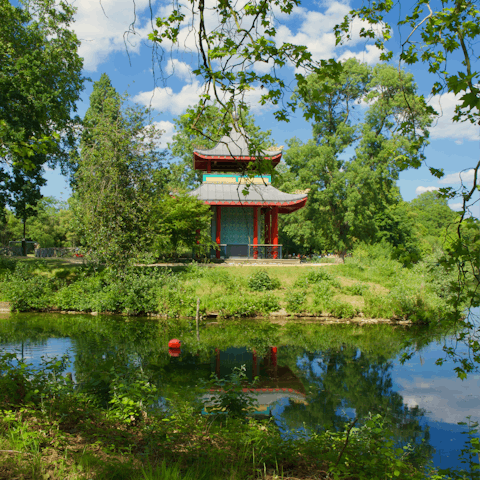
[0,312,478,472]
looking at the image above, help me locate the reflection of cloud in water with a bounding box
[396,375,480,424]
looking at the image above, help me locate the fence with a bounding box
[198,244,284,259]
[35,247,78,258]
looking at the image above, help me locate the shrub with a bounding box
[286,290,306,313]
[343,282,370,296]
[362,293,396,319]
[215,293,280,318]
[294,269,340,290]
[325,300,358,319]
[306,268,337,284]
[53,276,103,311]
[313,282,331,301]
[247,270,280,291]
[1,263,57,311]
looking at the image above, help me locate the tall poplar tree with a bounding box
[74,74,165,266]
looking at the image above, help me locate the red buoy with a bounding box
[168,339,181,349]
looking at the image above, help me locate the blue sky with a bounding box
[42,0,480,216]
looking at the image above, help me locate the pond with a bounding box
[0,312,478,473]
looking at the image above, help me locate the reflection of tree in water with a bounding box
[71,320,172,405]
[279,345,434,466]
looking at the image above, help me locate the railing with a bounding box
[200,244,283,259]
[35,247,78,258]
[247,244,283,259]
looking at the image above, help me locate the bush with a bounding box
[247,270,280,291]
[286,290,306,313]
[215,292,280,318]
[324,299,358,319]
[53,276,103,311]
[343,282,370,296]
[1,263,57,311]
[363,293,396,319]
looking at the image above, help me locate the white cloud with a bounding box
[159,0,383,76]
[73,0,153,71]
[397,375,480,425]
[133,81,203,115]
[415,186,439,196]
[449,202,464,211]
[152,120,175,148]
[275,3,384,67]
[165,59,193,81]
[429,92,480,142]
[439,169,476,185]
[133,81,270,116]
[338,44,382,65]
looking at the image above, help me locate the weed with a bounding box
[363,293,396,319]
[286,290,306,313]
[247,270,280,291]
[343,282,370,296]
[325,300,358,319]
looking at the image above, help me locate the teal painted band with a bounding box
[202,174,272,182]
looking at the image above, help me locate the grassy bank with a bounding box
[0,248,460,323]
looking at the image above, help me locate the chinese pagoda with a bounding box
[190,122,307,259]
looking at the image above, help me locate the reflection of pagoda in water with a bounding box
[206,346,307,415]
[166,345,307,415]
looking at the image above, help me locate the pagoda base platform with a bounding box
[223,258,300,265]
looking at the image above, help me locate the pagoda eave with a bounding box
[202,197,307,214]
[193,152,282,172]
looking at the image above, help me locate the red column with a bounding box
[271,346,277,367]
[253,207,258,259]
[207,160,211,173]
[252,349,257,379]
[216,206,221,259]
[272,206,279,259]
[265,209,271,258]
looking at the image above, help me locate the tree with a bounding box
[6,161,46,240]
[1,197,78,248]
[74,74,166,267]
[151,193,213,258]
[408,191,458,254]
[276,59,432,258]
[0,0,85,187]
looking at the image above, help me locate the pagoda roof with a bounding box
[189,183,307,214]
[193,124,282,172]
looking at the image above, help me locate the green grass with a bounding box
[0,253,461,323]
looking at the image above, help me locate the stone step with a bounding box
[224,258,300,265]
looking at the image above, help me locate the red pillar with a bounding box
[252,349,257,379]
[253,207,258,259]
[216,206,221,259]
[272,206,279,259]
[265,209,271,258]
[271,346,277,367]
[207,160,211,173]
